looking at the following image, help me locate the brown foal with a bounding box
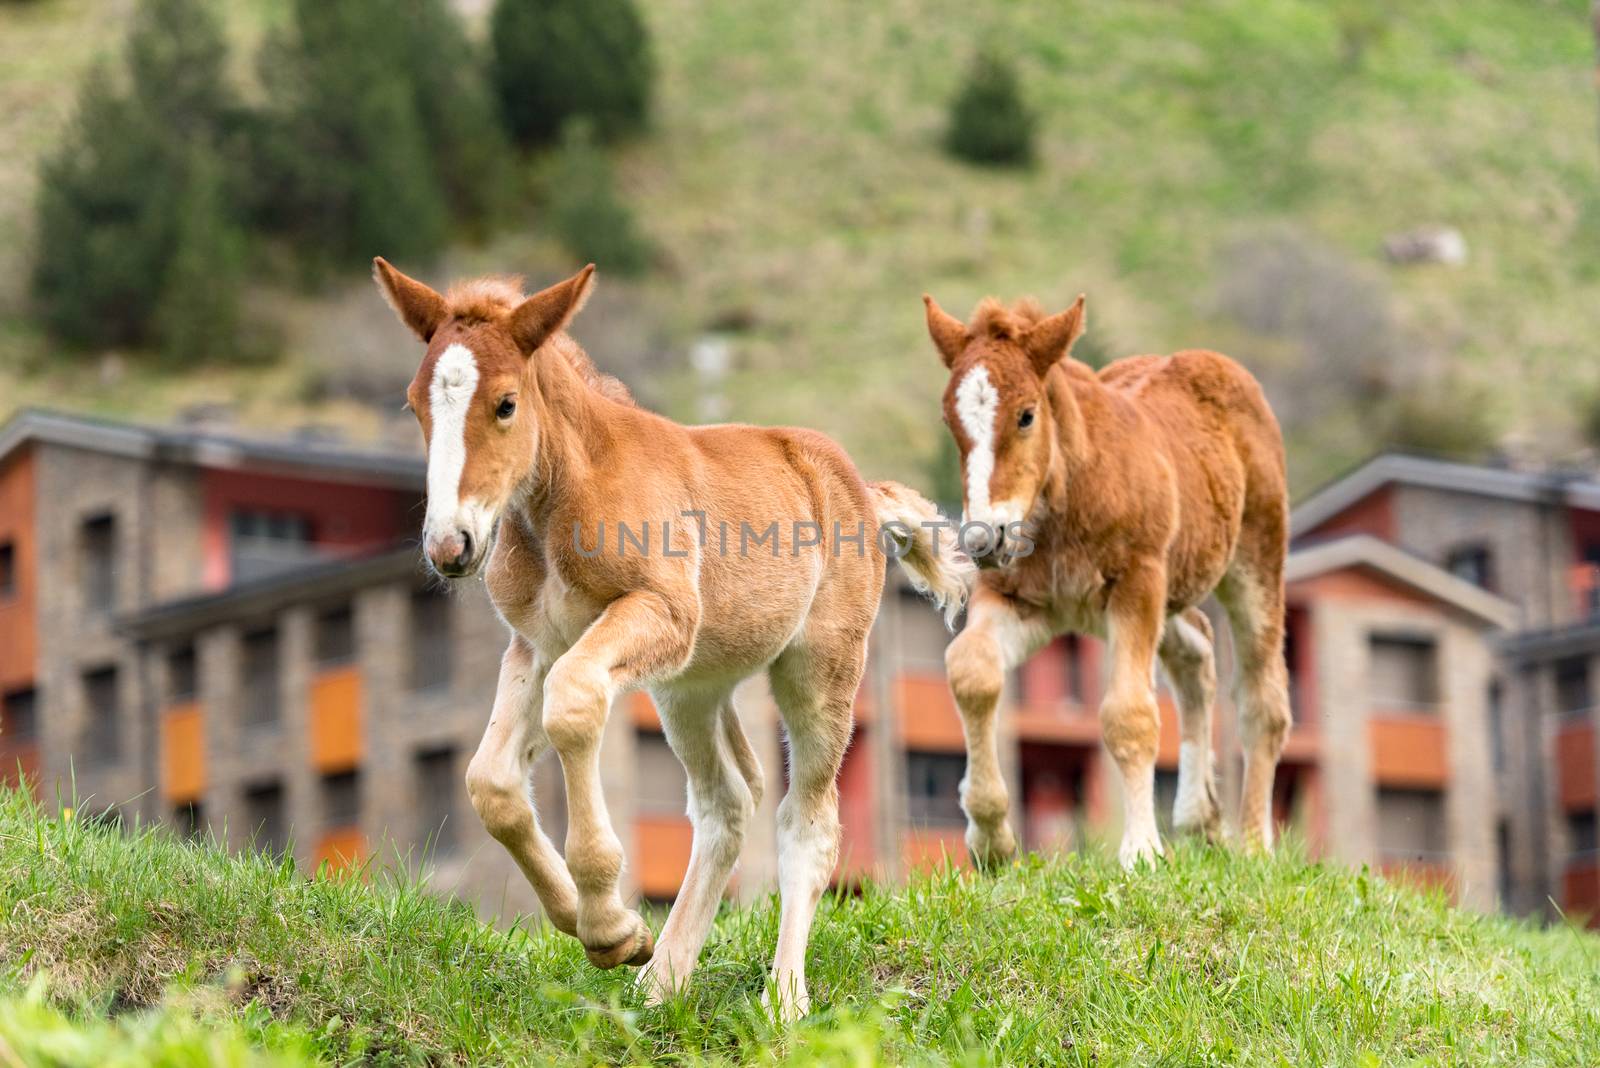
[374,259,970,1019]
[923,292,1292,868]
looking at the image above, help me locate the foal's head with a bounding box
[373,258,596,578]
[923,292,1087,565]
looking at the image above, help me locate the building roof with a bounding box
[0,408,424,489]
[1286,534,1517,630]
[1291,452,1600,539]
[120,546,426,640]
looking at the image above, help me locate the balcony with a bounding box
[1562,855,1600,927]
[634,813,693,900]
[309,666,362,773]
[160,701,205,803]
[1368,713,1448,788]
[1555,720,1597,812]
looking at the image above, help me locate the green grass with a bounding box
[2,788,1597,1065]
[2,2,1600,490]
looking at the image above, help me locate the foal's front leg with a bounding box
[1102,562,1167,868]
[944,585,1052,869]
[465,638,580,933]
[544,591,695,968]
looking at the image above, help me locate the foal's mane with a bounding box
[967,297,1047,342]
[445,275,635,406]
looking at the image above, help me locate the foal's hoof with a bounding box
[966,823,1017,873]
[583,916,655,969]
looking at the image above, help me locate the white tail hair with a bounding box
[868,480,975,629]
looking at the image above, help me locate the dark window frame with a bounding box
[905,750,967,827]
[408,587,453,692]
[0,540,15,599]
[314,605,356,667]
[414,746,459,855]
[167,645,198,704]
[322,769,361,829]
[1444,542,1495,592]
[1,687,37,744]
[80,513,118,615]
[243,780,288,854]
[81,665,120,765]
[241,627,281,728]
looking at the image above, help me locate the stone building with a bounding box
[1292,453,1600,921]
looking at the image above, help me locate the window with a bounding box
[80,514,117,614]
[322,770,361,828]
[82,666,119,764]
[905,751,966,826]
[415,746,459,855]
[1556,657,1592,718]
[409,587,453,692]
[167,645,197,704]
[1445,543,1494,591]
[315,605,355,667]
[1,688,36,743]
[173,801,204,841]
[1368,635,1439,711]
[1496,820,1513,908]
[1376,787,1448,862]
[1570,810,1598,859]
[635,731,688,814]
[0,540,14,598]
[241,628,280,727]
[1153,769,1179,834]
[230,510,314,583]
[1487,680,1504,773]
[1062,635,1086,706]
[243,781,287,854]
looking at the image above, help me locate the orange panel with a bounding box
[0,449,38,693]
[1155,698,1180,769]
[1290,568,1437,611]
[901,826,970,873]
[310,667,362,773]
[312,827,367,875]
[1563,861,1600,927]
[634,813,693,899]
[1010,705,1101,746]
[161,702,205,803]
[895,672,965,752]
[1302,485,1395,544]
[1368,715,1449,788]
[0,742,39,794]
[1379,859,1457,902]
[628,691,662,730]
[1556,722,1597,812]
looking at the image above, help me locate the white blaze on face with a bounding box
[955,364,1000,522]
[424,343,480,541]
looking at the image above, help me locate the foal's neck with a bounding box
[516,341,622,530]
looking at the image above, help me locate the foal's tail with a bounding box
[867,480,975,629]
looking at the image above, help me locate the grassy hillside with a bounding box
[2,1,1599,489]
[2,788,1597,1066]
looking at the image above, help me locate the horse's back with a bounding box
[1101,349,1286,602]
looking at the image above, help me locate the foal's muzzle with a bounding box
[426,527,479,578]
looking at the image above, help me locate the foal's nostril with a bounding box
[457,529,474,563]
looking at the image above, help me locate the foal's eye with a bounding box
[496,396,517,421]
[1017,408,1036,430]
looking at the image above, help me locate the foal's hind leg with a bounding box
[1158,608,1221,841]
[1217,564,1291,851]
[638,688,757,1005]
[764,639,862,1021]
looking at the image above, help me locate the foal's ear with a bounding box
[509,264,597,355]
[372,257,447,342]
[1023,295,1087,377]
[923,294,968,368]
